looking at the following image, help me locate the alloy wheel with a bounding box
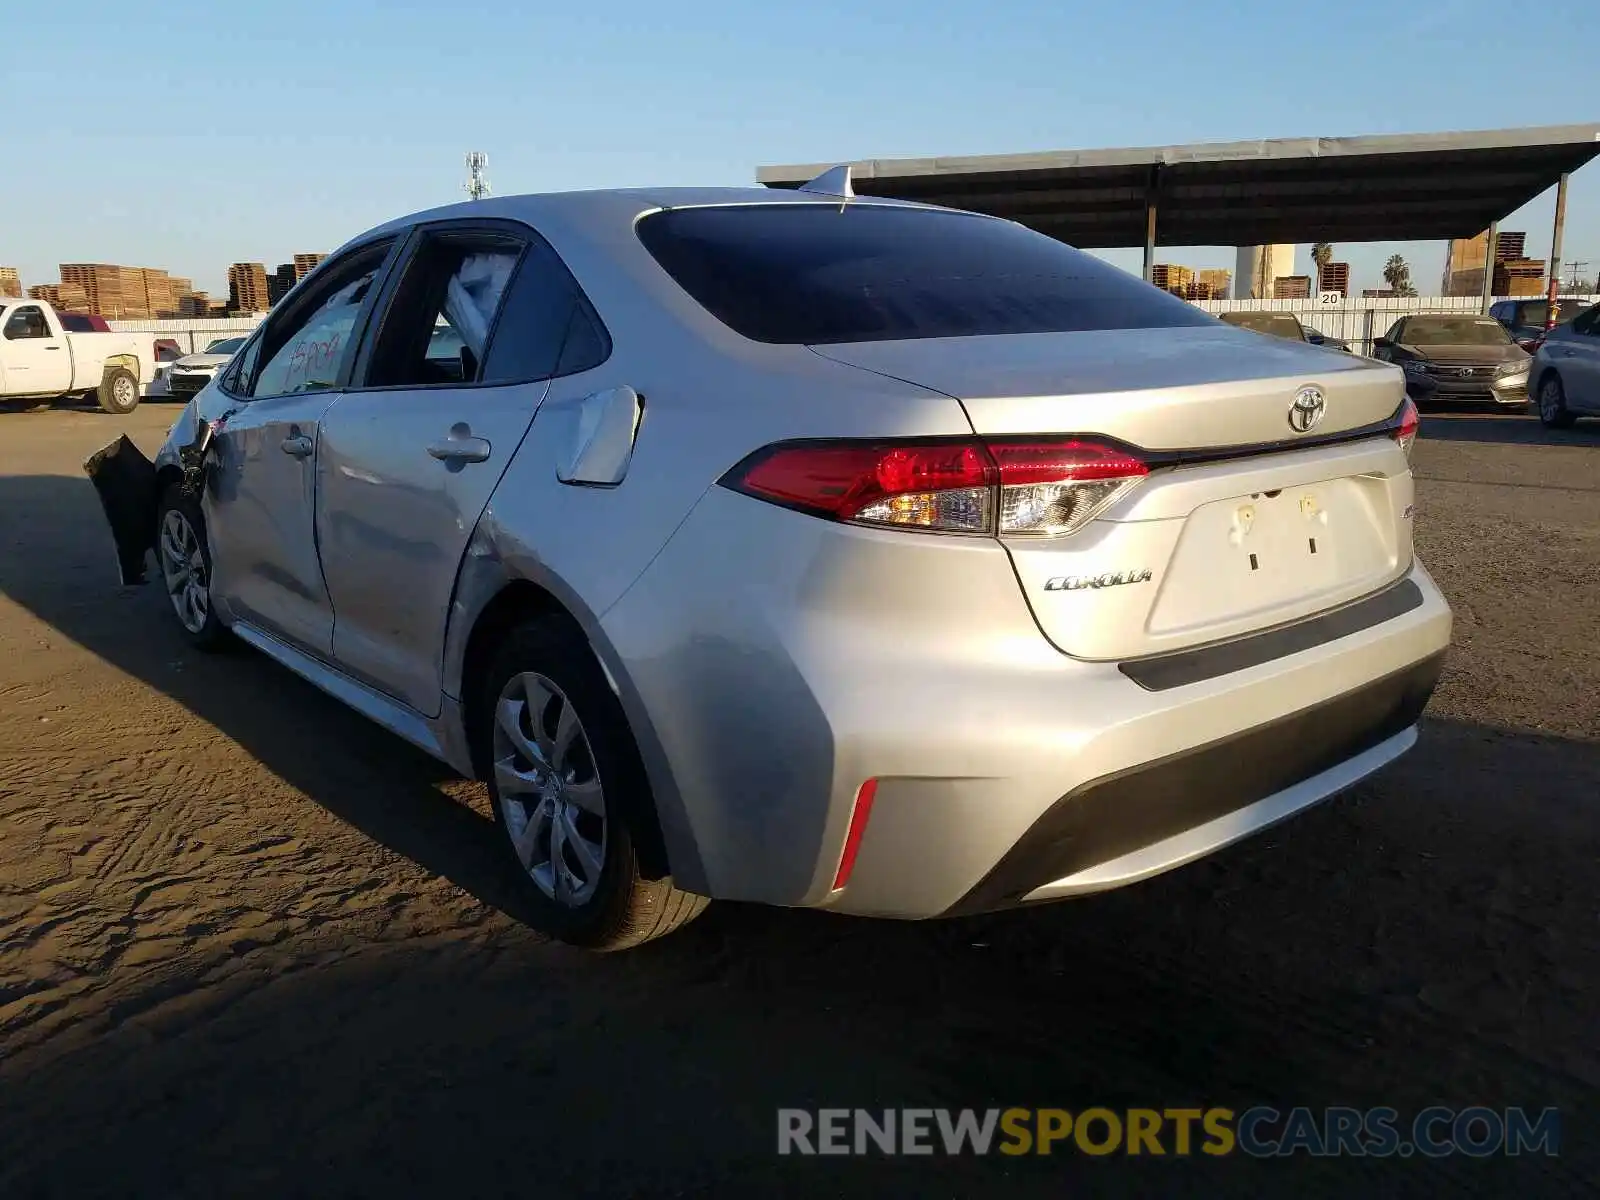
[492,671,607,907]
[113,375,136,408]
[1540,378,1562,423]
[158,509,210,634]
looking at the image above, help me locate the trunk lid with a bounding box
[814,325,1415,663]
[810,325,1403,447]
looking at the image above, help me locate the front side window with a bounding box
[637,203,1215,345]
[222,332,264,394]
[364,233,522,388]
[249,244,390,398]
[3,306,48,340]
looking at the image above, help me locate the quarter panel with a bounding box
[479,337,972,633]
[598,485,1052,907]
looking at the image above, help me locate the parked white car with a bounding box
[164,337,249,401]
[0,299,160,413]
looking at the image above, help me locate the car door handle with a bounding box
[281,434,314,458]
[427,427,491,464]
[44,345,61,351]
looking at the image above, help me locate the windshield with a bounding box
[1396,316,1512,347]
[1219,312,1304,340]
[205,337,247,354]
[636,204,1214,344]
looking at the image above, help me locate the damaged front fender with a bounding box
[83,435,160,586]
[82,405,227,587]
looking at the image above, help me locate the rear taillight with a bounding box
[724,437,1148,537]
[987,440,1149,537]
[1393,397,1420,459]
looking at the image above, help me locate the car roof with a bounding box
[344,186,957,252]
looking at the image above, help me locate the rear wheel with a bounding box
[97,367,140,415]
[1537,374,1576,429]
[155,484,229,650]
[480,617,707,950]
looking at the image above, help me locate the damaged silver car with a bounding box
[87,181,1451,951]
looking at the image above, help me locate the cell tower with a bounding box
[464,152,491,201]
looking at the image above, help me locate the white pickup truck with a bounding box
[0,298,161,414]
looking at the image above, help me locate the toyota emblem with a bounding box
[1288,386,1326,433]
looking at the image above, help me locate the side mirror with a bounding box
[1372,337,1392,350]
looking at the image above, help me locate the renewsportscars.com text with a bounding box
[777,1106,1560,1158]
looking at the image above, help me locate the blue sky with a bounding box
[5,0,1598,297]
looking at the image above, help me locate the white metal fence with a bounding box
[107,316,264,355]
[109,294,1598,359]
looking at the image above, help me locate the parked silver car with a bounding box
[164,336,250,400]
[86,181,1451,950]
[1530,302,1600,428]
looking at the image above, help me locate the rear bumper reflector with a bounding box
[832,778,879,890]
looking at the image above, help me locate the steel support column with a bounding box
[1546,172,1570,325]
[1142,166,1160,282]
[1480,220,1499,314]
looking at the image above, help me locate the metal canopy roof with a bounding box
[758,125,1600,248]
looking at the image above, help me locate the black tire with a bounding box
[154,484,230,651]
[1536,373,1576,430]
[479,616,707,951]
[97,366,140,415]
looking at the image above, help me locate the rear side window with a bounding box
[479,239,610,383]
[636,204,1215,345]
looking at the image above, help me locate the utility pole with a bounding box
[464,152,491,201]
[1563,261,1590,293]
[1544,172,1570,326]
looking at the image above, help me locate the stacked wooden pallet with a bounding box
[1494,259,1546,297]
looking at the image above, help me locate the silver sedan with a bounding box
[87,180,1452,950]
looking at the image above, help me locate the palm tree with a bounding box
[1383,254,1416,297]
[1311,242,1334,292]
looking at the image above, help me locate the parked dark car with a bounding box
[1217,311,1309,341]
[1302,323,1352,352]
[1372,313,1531,407]
[1489,297,1593,352]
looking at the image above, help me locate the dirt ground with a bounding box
[0,401,1596,1197]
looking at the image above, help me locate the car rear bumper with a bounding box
[602,488,1453,917]
[824,565,1449,918]
[943,650,1441,915]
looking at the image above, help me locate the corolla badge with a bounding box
[1288,385,1326,433]
[1044,569,1153,592]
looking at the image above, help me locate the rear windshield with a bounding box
[636,204,1215,344]
[1220,312,1304,339]
[1396,316,1512,346]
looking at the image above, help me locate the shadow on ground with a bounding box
[1,471,1597,1197]
[1418,408,1600,447]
